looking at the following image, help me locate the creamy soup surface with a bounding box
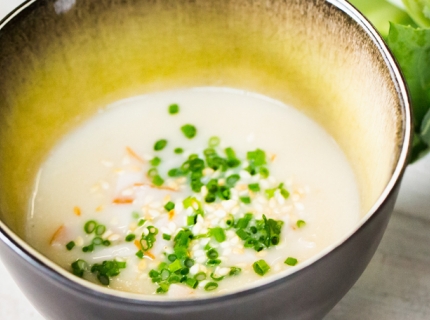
[27,87,360,297]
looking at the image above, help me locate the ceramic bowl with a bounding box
[0,0,411,319]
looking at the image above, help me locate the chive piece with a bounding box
[184,258,195,268]
[138,219,146,226]
[253,260,270,276]
[154,139,167,151]
[226,174,240,187]
[285,257,298,266]
[136,251,144,259]
[296,220,306,228]
[210,227,226,243]
[174,148,184,154]
[248,183,260,192]
[187,215,197,226]
[147,168,158,178]
[71,259,87,277]
[229,267,242,276]
[206,259,221,267]
[209,136,220,147]
[240,196,251,204]
[82,244,94,253]
[186,277,199,289]
[66,241,75,251]
[204,282,218,291]
[152,175,164,186]
[181,124,197,139]
[206,248,219,259]
[210,272,225,281]
[168,259,182,273]
[164,201,175,212]
[95,224,106,236]
[150,156,162,166]
[168,103,179,114]
[194,272,207,281]
[125,234,136,242]
[163,233,172,241]
[92,237,103,245]
[84,220,97,234]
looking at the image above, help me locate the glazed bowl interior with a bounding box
[0,0,408,297]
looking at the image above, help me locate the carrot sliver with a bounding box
[145,251,155,260]
[73,206,81,216]
[126,146,144,163]
[113,198,134,204]
[50,225,65,245]
[168,209,175,220]
[134,239,141,250]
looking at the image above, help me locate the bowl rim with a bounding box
[0,0,412,306]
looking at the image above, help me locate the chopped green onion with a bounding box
[152,175,164,186]
[206,259,221,267]
[226,174,240,187]
[84,220,97,234]
[66,241,75,251]
[185,277,199,289]
[132,211,140,219]
[150,156,162,166]
[210,227,226,243]
[208,136,220,147]
[253,259,270,276]
[187,215,197,226]
[163,233,172,241]
[248,183,260,192]
[154,139,167,151]
[168,259,182,273]
[168,103,179,114]
[236,229,250,240]
[194,272,207,281]
[125,234,136,242]
[181,124,197,139]
[174,147,184,154]
[138,219,146,226]
[82,244,94,253]
[229,267,241,276]
[240,196,251,204]
[204,282,218,291]
[71,259,87,277]
[285,257,298,266]
[297,220,306,228]
[184,258,195,268]
[136,251,144,259]
[102,240,111,246]
[95,224,106,236]
[92,237,103,245]
[147,168,158,178]
[206,248,219,259]
[210,272,225,281]
[164,201,175,212]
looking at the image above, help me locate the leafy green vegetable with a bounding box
[350,0,430,162]
[387,23,430,159]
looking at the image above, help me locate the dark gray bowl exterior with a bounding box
[0,182,401,320]
[0,0,411,319]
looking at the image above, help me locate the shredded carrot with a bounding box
[126,146,144,163]
[150,184,178,191]
[73,206,81,216]
[113,198,134,204]
[95,205,104,212]
[145,251,155,260]
[168,209,175,220]
[133,183,144,187]
[134,239,141,250]
[50,225,65,245]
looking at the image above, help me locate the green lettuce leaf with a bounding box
[349,0,416,36]
[387,23,430,161]
[402,0,430,27]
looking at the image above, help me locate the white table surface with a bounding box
[1,1,430,319]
